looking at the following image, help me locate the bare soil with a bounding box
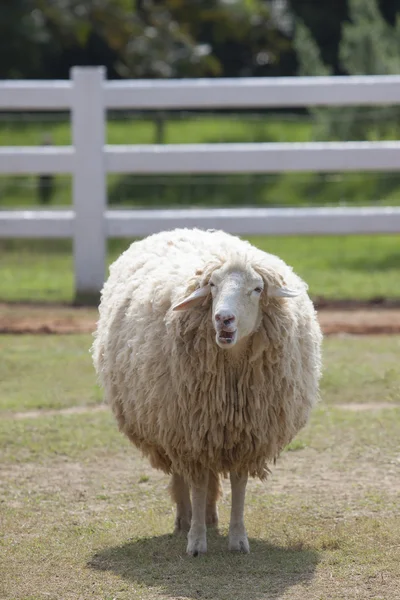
[2,302,400,335]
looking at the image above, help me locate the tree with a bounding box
[119,1,219,78]
[294,0,400,141]
[0,0,296,80]
[0,0,130,79]
[0,1,48,78]
[156,0,294,78]
[288,0,348,74]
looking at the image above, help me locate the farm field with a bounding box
[1,334,399,600]
[1,111,400,600]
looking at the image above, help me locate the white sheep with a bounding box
[92,228,322,556]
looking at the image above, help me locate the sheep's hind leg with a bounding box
[228,471,250,553]
[206,470,221,527]
[169,473,192,533]
[187,472,209,556]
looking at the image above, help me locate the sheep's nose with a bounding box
[215,312,236,327]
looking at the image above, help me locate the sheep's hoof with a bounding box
[187,538,207,556]
[228,531,250,553]
[187,527,207,556]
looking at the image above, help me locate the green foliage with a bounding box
[288,0,348,74]
[293,20,331,77]
[119,2,219,78]
[0,0,292,79]
[294,0,400,142]
[158,0,293,78]
[0,1,48,78]
[340,0,400,75]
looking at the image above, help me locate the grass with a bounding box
[0,113,309,147]
[0,335,101,412]
[323,336,400,405]
[0,239,74,303]
[2,113,400,209]
[1,114,311,209]
[1,335,400,414]
[1,234,400,303]
[0,334,400,599]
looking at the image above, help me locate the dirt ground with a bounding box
[2,306,400,599]
[1,301,400,335]
[2,412,399,600]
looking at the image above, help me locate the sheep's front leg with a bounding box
[228,471,250,553]
[169,473,192,533]
[206,470,221,527]
[187,472,209,556]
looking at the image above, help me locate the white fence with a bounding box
[1,68,400,301]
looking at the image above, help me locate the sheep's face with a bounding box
[209,267,264,348]
[172,264,302,350]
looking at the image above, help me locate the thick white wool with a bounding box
[92,228,322,482]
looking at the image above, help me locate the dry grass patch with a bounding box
[1,405,399,600]
[0,335,400,599]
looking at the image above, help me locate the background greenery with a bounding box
[3,0,400,212]
[2,111,400,210]
[2,0,400,305]
[1,234,399,303]
[3,0,400,81]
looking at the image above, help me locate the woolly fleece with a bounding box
[92,228,322,482]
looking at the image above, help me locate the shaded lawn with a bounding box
[1,234,400,303]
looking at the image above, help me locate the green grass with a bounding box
[1,234,400,303]
[0,334,399,599]
[2,113,400,208]
[0,239,74,303]
[322,336,400,405]
[2,114,312,208]
[0,114,310,148]
[254,234,400,300]
[0,335,101,412]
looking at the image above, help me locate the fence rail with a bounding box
[2,207,400,239]
[3,75,400,111]
[1,68,400,301]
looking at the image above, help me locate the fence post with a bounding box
[71,66,106,305]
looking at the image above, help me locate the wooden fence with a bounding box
[1,68,400,300]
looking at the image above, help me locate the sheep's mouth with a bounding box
[216,329,237,347]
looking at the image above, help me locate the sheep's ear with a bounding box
[268,284,302,298]
[172,285,210,311]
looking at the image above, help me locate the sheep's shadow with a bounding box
[88,530,319,600]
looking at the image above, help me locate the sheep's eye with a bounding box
[209,281,215,288]
[254,287,263,294]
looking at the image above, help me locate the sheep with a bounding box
[92,228,322,556]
